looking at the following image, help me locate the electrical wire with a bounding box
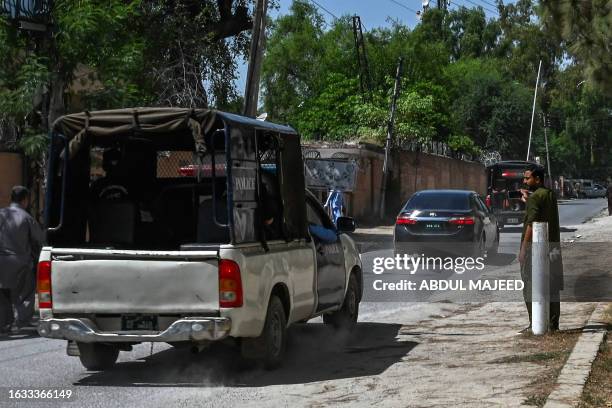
[308,0,338,20]
[452,0,499,15]
[387,0,419,15]
[471,0,499,9]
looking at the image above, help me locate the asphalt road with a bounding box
[0,198,607,408]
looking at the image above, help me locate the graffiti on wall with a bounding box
[304,158,357,192]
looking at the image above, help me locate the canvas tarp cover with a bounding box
[51,108,221,156]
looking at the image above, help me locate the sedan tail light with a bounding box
[449,216,475,225]
[396,215,417,225]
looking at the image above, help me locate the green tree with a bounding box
[539,0,612,95]
[261,0,326,122]
[444,58,532,157]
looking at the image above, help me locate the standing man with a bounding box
[606,178,612,216]
[0,186,43,334]
[518,167,563,332]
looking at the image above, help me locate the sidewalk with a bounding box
[342,210,611,407]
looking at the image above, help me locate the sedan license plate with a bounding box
[121,315,158,331]
[425,223,442,230]
[507,218,519,224]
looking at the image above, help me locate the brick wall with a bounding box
[305,144,486,221]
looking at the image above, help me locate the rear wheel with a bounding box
[77,343,119,371]
[241,295,287,369]
[323,274,359,329]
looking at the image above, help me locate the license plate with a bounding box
[425,223,442,229]
[507,218,519,224]
[121,315,158,331]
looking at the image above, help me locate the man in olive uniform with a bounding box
[518,167,563,332]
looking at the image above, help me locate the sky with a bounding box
[235,0,506,99]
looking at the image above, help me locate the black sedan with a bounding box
[394,190,499,257]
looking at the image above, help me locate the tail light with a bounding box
[219,259,243,308]
[449,216,475,225]
[37,261,52,309]
[396,215,417,225]
[485,195,491,208]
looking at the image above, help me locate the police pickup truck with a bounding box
[37,108,362,370]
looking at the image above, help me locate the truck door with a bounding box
[306,198,345,312]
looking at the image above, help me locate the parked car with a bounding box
[37,108,362,371]
[394,190,499,257]
[585,183,607,198]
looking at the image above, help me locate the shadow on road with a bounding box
[75,322,417,387]
[0,327,39,342]
[485,253,516,266]
[502,226,577,234]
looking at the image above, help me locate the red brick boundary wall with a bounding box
[303,144,486,221]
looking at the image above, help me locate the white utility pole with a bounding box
[532,222,550,335]
[526,60,542,161]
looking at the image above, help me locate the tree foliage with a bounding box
[540,0,612,95]
[261,1,611,179]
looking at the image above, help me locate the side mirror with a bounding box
[336,216,356,233]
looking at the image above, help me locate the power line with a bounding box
[471,0,499,9]
[452,0,499,15]
[308,0,338,21]
[387,0,419,15]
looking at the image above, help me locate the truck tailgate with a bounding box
[50,250,219,314]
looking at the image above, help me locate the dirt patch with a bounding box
[578,304,612,408]
[507,330,582,407]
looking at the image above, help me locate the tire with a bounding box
[77,342,119,370]
[323,273,359,329]
[241,295,287,370]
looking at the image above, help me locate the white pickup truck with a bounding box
[37,108,362,370]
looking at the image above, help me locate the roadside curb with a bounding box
[543,303,609,408]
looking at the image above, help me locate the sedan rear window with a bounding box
[403,193,470,210]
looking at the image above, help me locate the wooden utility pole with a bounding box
[379,57,403,219]
[243,0,267,117]
[543,114,552,187]
[352,16,373,101]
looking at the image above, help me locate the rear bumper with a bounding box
[496,211,523,225]
[38,317,231,343]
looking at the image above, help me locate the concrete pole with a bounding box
[379,57,403,219]
[532,222,550,335]
[243,0,268,117]
[526,60,542,161]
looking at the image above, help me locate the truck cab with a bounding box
[37,108,362,370]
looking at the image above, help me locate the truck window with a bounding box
[48,136,231,250]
